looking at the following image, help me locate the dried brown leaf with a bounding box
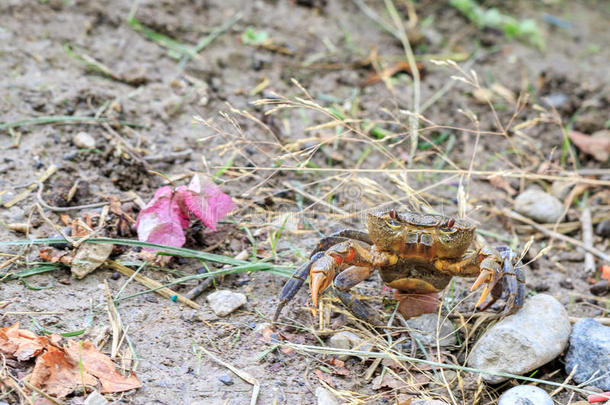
[65,340,142,394]
[569,130,610,161]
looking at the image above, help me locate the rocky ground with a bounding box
[1,0,609,404]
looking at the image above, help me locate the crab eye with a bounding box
[388,210,397,219]
[446,218,455,228]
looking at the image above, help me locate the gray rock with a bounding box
[404,313,457,347]
[412,400,449,405]
[206,290,247,316]
[595,219,610,237]
[550,180,575,200]
[219,374,234,386]
[514,188,564,223]
[498,385,553,405]
[468,294,571,383]
[565,318,610,390]
[328,331,372,360]
[73,131,96,149]
[316,386,339,405]
[84,391,109,405]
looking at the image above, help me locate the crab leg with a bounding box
[332,266,376,321]
[273,251,324,323]
[310,229,372,256]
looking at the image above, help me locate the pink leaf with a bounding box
[569,130,610,162]
[180,175,235,231]
[136,186,189,247]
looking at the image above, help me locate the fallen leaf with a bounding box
[589,392,610,403]
[327,358,350,376]
[488,175,517,195]
[39,248,74,265]
[0,323,48,361]
[180,174,236,231]
[372,373,403,390]
[363,61,425,87]
[135,186,189,247]
[65,340,142,393]
[314,368,334,387]
[601,265,610,280]
[30,345,98,398]
[136,175,235,248]
[569,130,610,162]
[2,324,141,398]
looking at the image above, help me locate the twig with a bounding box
[199,347,260,405]
[550,365,577,397]
[107,261,200,309]
[581,207,596,276]
[384,0,420,162]
[0,116,141,131]
[3,165,57,208]
[283,181,348,215]
[501,209,610,262]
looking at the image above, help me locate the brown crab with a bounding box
[273,209,525,323]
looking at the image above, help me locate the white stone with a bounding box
[73,131,96,149]
[206,290,247,316]
[84,391,109,405]
[328,331,372,360]
[498,385,553,405]
[514,188,564,223]
[316,387,339,405]
[404,313,457,347]
[467,294,571,384]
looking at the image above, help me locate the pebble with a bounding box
[565,318,610,390]
[206,290,247,316]
[315,386,339,405]
[412,401,449,405]
[467,294,571,384]
[73,131,96,149]
[595,219,610,237]
[328,331,372,360]
[218,374,234,386]
[514,188,564,223]
[83,391,109,405]
[550,180,575,200]
[404,313,457,347]
[498,385,553,405]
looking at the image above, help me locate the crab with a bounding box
[273,209,525,323]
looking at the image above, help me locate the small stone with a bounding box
[543,93,568,108]
[514,188,564,223]
[111,271,121,280]
[550,180,575,200]
[595,219,610,237]
[565,318,610,390]
[412,400,449,405]
[315,386,339,405]
[404,313,457,347]
[73,131,96,149]
[219,374,233,386]
[498,385,553,405]
[467,294,571,384]
[328,331,372,360]
[206,290,247,316]
[84,391,109,405]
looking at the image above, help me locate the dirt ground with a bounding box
[1,0,609,404]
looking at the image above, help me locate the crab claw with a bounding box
[310,256,337,313]
[471,268,495,308]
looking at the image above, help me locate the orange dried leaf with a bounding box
[0,323,49,361]
[30,345,98,399]
[314,368,334,387]
[65,340,142,393]
[39,248,74,265]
